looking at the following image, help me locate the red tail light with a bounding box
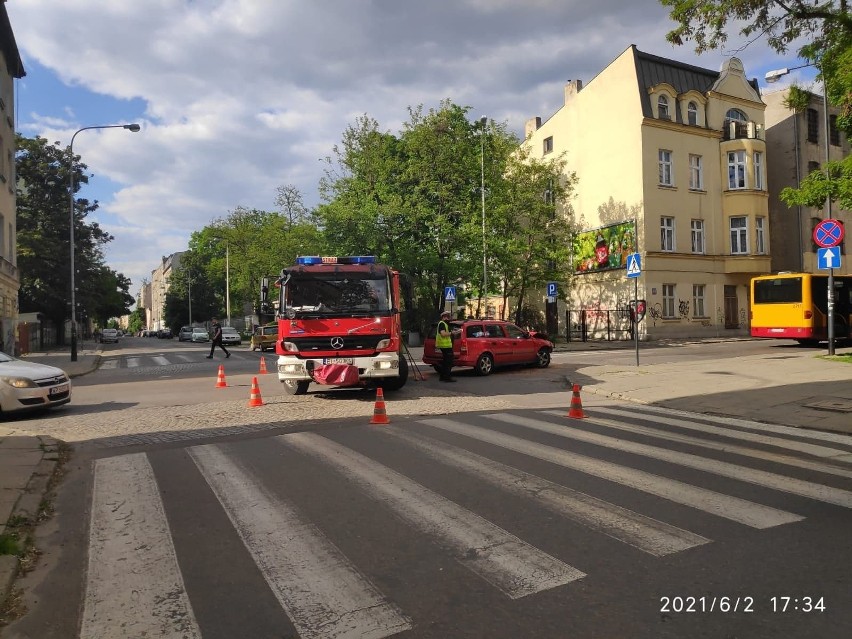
[804,310,813,320]
[460,339,468,354]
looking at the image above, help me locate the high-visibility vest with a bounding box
[435,320,452,348]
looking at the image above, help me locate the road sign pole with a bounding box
[828,269,835,356]
[634,277,639,366]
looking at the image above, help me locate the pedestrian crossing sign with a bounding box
[626,253,641,278]
[444,286,456,302]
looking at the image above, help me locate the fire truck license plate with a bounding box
[323,358,354,365]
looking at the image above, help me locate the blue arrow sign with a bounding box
[444,286,456,302]
[817,247,841,269]
[626,253,641,278]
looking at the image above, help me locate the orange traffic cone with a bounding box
[247,376,264,407]
[370,387,390,424]
[258,356,268,375]
[216,365,228,388]
[567,384,586,419]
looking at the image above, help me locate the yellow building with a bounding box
[0,2,25,353]
[525,46,770,339]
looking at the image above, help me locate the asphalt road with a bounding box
[4,342,852,638]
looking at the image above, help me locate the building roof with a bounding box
[632,45,759,121]
[0,1,26,79]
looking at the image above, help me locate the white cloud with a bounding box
[8,0,787,295]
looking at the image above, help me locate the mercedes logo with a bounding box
[330,337,344,349]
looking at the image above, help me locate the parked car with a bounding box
[250,324,278,352]
[178,326,194,341]
[0,351,71,415]
[422,319,553,376]
[221,326,242,345]
[191,328,210,343]
[100,328,119,343]
[158,328,173,339]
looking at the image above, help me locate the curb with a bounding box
[0,436,64,611]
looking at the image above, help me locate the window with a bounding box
[755,217,766,254]
[687,101,698,126]
[658,95,670,119]
[661,216,675,252]
[829,115,840,146]
[806,108,819,143]
[730,217,748,254]
[693,284,706,318]
[659,150,673,186]
[688,154,703,190]
[691,219,705,254]
[726,108,748,123]
[485,324,504,338]
[662,284,676,318]
[808,160,820,175]
[543,136,553,154]
[727,150,746,189]
[754,151,764,190]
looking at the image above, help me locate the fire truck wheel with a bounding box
[379,356,408,391]
[282,379,310,395]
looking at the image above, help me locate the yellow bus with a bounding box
[750,273,852,344]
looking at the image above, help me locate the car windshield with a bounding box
[283,272,391,318]
[222,327,238,333]
[192,329,207,334]
[0,351,15,363]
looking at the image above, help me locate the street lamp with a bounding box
[766,63,836,354]
[225,242,231,326]
[68,123,141,361]
[479,115,487,317]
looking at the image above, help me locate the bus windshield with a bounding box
[284,273,391,317]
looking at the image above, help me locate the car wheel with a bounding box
[475,353,494,376]
[282,379,309,395]
[536,348,551,368]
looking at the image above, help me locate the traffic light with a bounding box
[260,277,269,303]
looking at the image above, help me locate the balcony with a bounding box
[722,120,763,141]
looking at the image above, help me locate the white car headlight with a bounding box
[0,376,37,389]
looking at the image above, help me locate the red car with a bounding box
[422,319,553,376]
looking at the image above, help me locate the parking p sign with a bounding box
[547,282,557,297]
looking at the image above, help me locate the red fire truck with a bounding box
[269,256,409,395]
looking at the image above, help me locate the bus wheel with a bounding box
[282,379,309,395]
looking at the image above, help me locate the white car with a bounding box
[0,352,71,416]
[100,328,119,343]
[221,326,242,345]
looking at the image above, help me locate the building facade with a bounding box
[525,45,770,339]
[0,1,24,353]
[764,88,850,274]
[146,252,184,331]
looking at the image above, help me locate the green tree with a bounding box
[15,134,134,341]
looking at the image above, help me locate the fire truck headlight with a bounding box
[282,341,299,353]
[280,363,304,373]
[374,360,396,370]
[376,338,390,349]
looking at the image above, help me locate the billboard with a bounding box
[572,221,637,274]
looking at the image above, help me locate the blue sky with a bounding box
[7,0,815,297]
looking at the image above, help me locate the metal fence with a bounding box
[566,308,633,342]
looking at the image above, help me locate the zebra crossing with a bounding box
[80,406,852,638]
[98,351,260,370]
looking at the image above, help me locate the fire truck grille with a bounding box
[288,335,390,352]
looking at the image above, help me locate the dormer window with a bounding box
[658,95,670,120]
[687,101,698,125]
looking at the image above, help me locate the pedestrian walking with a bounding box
[206,318,231,359]
[436,310,456,382]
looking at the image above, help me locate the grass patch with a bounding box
[819,353,852,364]
[0,534,21,557]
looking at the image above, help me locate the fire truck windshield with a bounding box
[285,273,391,316]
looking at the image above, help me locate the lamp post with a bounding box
[765,63,835,354]
[226,242,231,326]
[479,115,487,317]
[68,123,141,361]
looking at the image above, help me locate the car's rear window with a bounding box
[263,327,278,336]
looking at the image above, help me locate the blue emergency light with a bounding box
[296,256,376,265]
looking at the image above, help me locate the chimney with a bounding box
[564,79,583,105]
[525,116,542,138]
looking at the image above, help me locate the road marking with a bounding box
[81,454,200,639]
[125,357,141,368]
[420,418,801,529]
[382,426,710,556]
[280,432,585,598]
[543,410,852,480]
[589,406,852,462]
[189,444,411,639]
[175,354,195,362]
[621,403,852,448]
[99,359,118,369]
[499,413,852,509]
[152,355,170,366]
